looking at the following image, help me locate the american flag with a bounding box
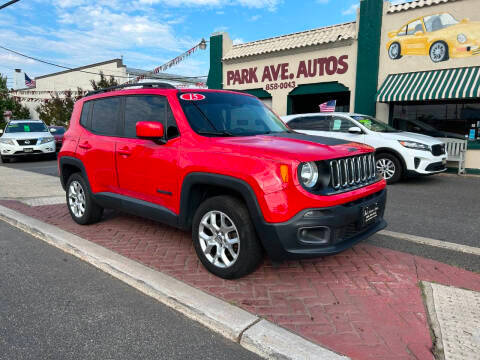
[319,100,336,112]
[25,73,36,88]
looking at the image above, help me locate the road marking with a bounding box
[379,230,480,256]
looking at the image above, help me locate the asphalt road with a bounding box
[0,221,260,360]
[0,157,59,177]
[1,158,479,271]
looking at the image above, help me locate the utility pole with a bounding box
[0,0,20,11]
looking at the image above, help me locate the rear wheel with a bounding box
[376,153,402,184]
[192,195,263,279]
[66,173,103,225]
[388,42,402,60]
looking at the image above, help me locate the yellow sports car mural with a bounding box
[386,13,480,63]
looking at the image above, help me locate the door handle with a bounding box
[118,147,132,156]
[78,142,92,150]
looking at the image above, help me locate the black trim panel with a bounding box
[94,192,179,228]
[59,156,90,191]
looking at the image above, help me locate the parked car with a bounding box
[386,12,480,63]
[392,118,465,139]
[282,113,447,184]
[0,119,56,163]
[58,84,387,279]
[48,126,67,151]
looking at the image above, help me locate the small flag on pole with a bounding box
[319,100,336,112]
[25,73,36,88]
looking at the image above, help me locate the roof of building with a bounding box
[222,22,357,61]
[387,0,461,13]
[35,59,125,80]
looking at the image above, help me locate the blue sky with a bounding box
[0,0,406,86]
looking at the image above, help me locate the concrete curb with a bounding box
[0,204,348,360]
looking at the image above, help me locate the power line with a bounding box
[0,44,207,83]
[0,0,20,11]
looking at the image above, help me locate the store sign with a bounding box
[226,55,349,87]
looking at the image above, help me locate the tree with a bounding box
[90,71,119,91]
[0,73,31,129]
[36,90,80,127]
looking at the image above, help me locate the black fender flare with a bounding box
[59,156,90,191]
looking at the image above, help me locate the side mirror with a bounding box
[136,121,165,141]
[49,128,57,133]
[348,126,363,134]
[461,18,469,23]
[415,31,423,36]
[0,129,3,134]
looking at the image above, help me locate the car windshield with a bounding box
[351,116,400,133]
[178,92,289,137]
[424,14,458,32]
[50,127,66,134]
[5,122,48,133]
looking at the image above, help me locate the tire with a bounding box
[66,173,103,225]
[430,41,449,62]
[376,153,403,184]
[388,42,402,60]
[192,195,263,279]
[1,156,10,163]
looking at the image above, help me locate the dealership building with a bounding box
[207,0,480,172]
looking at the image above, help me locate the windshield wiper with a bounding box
[197,130,235,137]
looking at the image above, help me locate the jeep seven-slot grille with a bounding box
[329,153,377,192]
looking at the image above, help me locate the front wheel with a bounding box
[192,196,263,279]
[430,41,449,62]
[66,173,104,225]
[1,156,10,163]
[376,153,403,184]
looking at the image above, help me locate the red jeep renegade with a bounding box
[58,83,387,279]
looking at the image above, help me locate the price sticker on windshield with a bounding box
[180,93,206,101]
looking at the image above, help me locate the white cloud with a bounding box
[232,38,244,45]
[342,3,359,16]
[249,15,261,21]
[137,0,281,10]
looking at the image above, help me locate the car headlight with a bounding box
[299,162,319,188]
[0,138,15,145]
[398,140,430,151]
[38,137,55,145]
[457,33,467,44]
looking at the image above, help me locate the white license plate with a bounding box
[23,148,33,153]
[442,158,447,165]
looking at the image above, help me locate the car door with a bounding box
[77,97,121,194]
[115,94,180,213]
[327,116,366,144]
[287,115,332,137]
[403,19,428,55]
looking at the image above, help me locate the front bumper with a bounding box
[403,149,447,175]
[257,189,387,261]
[0,142,56,157]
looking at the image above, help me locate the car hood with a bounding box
[447,22,480,36]
[1,132,52,140]
[374,131,444,145]
[211,132,374,162]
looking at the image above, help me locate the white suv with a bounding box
[282,113,447,183]
[0,120,56,163]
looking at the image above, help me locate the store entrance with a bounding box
[289,91,350,114]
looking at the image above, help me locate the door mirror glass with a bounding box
[49,128,57,133]
[348,126,363,134]
[136,121,164,139]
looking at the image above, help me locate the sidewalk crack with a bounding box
[237,317,262,343]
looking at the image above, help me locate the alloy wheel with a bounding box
[430,43,446,62]
[68,180,86,218]
[389,43,400,59]
[198,211,240,269]
[376,158,396,180]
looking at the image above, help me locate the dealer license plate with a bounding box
[361,202,379,227]
[23,148,33,153]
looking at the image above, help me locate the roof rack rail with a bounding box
[85,82,176,97]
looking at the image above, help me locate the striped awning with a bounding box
[377,66,480,103]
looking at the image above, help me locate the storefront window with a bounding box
[392,101,480,139]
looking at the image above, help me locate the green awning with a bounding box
[376,66,480,103]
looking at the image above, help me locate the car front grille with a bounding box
[329,153,378,193]
[431,144,445,156]
[16,139,38,146]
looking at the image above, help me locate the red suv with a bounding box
[58,83,387,279]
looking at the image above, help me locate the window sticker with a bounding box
[358,118,372,127]
[333,119,342,130]
[180,93,206,101]
[24,125,31,132]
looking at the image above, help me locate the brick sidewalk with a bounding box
[3,199,480,360]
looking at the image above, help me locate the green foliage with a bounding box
[90,71,119,91]
[36,90,81,127]
[0,73,32,130]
